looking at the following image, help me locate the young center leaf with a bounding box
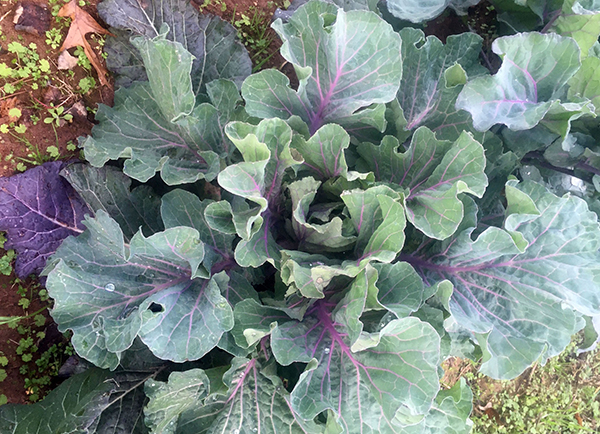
[357,127,487,239]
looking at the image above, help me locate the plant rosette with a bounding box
[1,0,600,433]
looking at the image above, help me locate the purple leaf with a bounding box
[0,161,89,278]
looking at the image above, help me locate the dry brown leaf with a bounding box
[58,1,111,87]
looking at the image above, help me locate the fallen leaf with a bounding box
[57,50,79,70]
[58,0,111,87]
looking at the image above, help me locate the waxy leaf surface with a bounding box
[456,33,582,132]
[397,28,485,141]
[61,163,164,240]
[272,301,440,433]
[46,211,233,368]
[98,0,251,91]
[358,127,487,239]
[405,180,600,378]
[176,358,314,433]
[243,1,402,133]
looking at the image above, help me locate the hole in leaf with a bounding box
[148,302,164,313]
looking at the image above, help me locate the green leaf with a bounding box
[568,55,600,115]
[144,369,209,433]
[244,1,402,133]
[0,368,151,433]
[272,305,441,432]
[61,163,164,240]
[176,358,315,433]
[82,82,221,185]
[294,124,350,180]
[385,0,480,23]
[407,180,600,379]
[288,177,357,253]
[218,118,302,239]
[132,32,195,123]
[46,211,233,368]
[341,185,406,259]
[98,0,251,92]
[396,28,485,141]
[372,261,428,318]
[358,128,487,239]
[456,32,583,132]
[396,378,473,434]
[551,0,600,59]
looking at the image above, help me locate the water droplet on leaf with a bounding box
[104,283,115,292]
[324,347,330,354]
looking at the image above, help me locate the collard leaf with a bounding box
[397,378,473,434]
[160,189,236,275]
[372,261,427,318]
[271,302,441,432]
[0,161,90,278]
[357,127,487,239]
[82,80,222,185]
[61,163,164,240]
[217,118,302,266]
[98,0,251,92]
[294,124,350,180]
[551,0,600,59]
[385,0,481,23]
[243,1,402,133]
[132,33,195,123]
[396,28,485,141]
[404,180,600,379]
[456,32,583,132]
[46,211,233,368]
[144,369,209,433]
[0,367,153,434]
[288,177,357,253]
[231,298,293,348]
[340,185,406,260]
[568,55,600,115]
[176,357,314,433]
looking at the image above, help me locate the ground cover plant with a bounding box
[1,0,600,432]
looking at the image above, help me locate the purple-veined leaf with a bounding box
[271,297,440,432]
[81,36,223,185]
[456,32,586,132]
[396,28,485,141]
[0,161,89,278]
[61,163,164,241]
[217,119,302,267]
[243,1,402,134]
[46,211,233,369]
[98,0,252,93]
[402,180,600,379]
[175,357,319,433]
[357,127,487,239]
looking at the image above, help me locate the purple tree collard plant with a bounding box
[2,0,600,432]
